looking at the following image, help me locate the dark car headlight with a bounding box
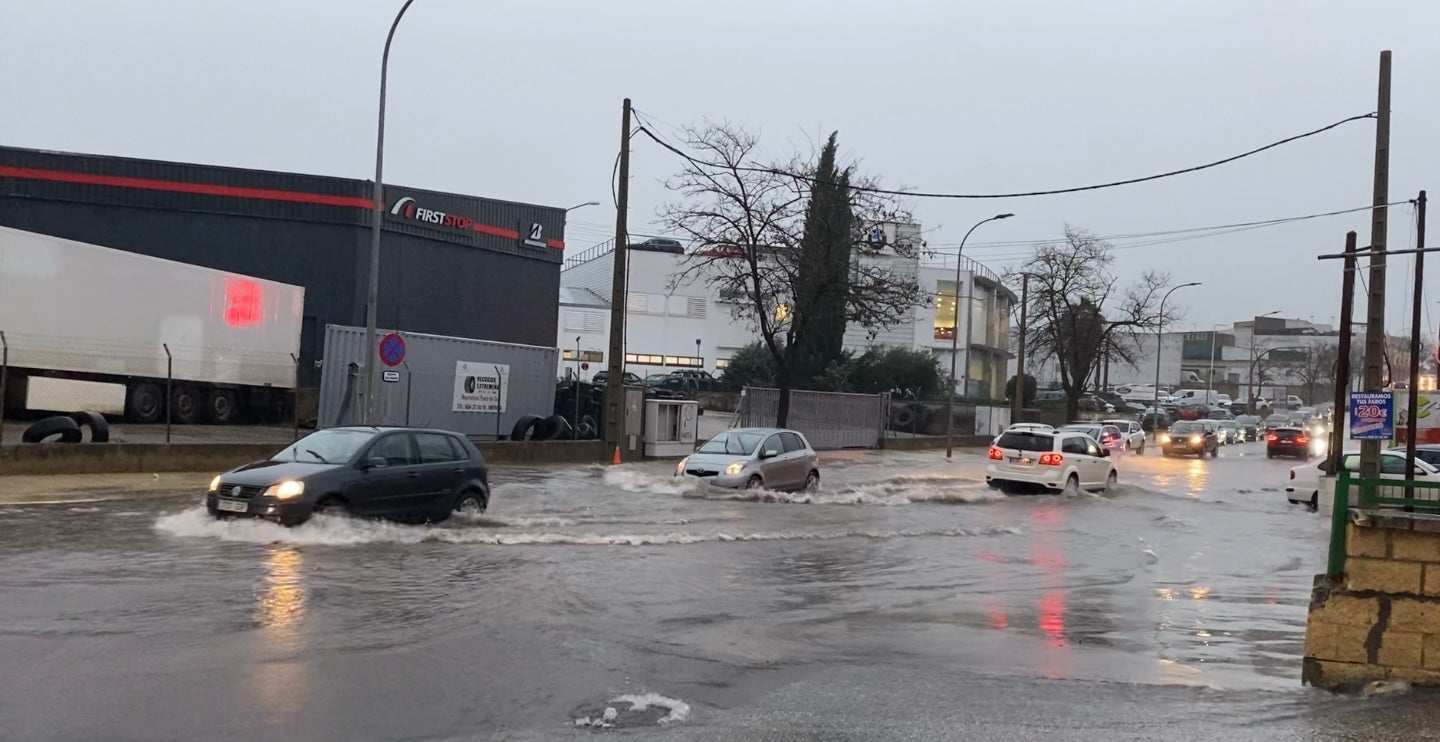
[263,481,305,500]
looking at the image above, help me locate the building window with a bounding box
[562,349,604,362]
[934,279,958,340]
[665,356,703,367]
[686,297,707,319]
[563,310,605,333]
[625,353,664,365]
[715,358,731,369]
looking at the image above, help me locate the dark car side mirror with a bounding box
[362,456,387,470]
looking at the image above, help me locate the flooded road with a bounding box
[3,442,1439,740]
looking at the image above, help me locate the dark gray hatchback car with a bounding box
[206,426,489,526]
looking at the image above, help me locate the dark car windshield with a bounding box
[698,431,765,455]
[997,432,1055,452]
[272,428,378,464]
[1170,422,1203,434]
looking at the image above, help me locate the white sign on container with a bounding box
[453,361,509,413]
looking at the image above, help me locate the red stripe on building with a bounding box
[546,238,565,249]
[473,223,520,240]
[0,165,375,209]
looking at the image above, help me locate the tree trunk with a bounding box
[1064,393,1080,422]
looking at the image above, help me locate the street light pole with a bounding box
[1206,322,1226,402]
[945,213,1013,459]
[362,0,419,425]
[1151,282,1201,441]
[566,201,601,212]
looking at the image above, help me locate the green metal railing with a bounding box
[1326,469,1440,576]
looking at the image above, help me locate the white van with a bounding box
[1170,389,1220,408]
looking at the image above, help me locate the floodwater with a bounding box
[2,442,1439,740]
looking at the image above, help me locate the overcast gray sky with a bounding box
[2,1,1435,335]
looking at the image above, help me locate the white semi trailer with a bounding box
[0,225,304,424]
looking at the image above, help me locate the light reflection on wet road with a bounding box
[2,441,1437,740]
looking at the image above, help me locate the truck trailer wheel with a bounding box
[205,389,240,425]
[68,410,110,443]
[22,416,83,444]
[127,383,164,424]
[171,387,201,425]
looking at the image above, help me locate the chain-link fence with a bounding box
[738,387,887,449]
[0,330,301,444]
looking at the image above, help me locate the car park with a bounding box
[986,429,1118,495]
[1266,426,1313,459]
[677,428,819,491]
[1286,451,1440,510]
[206,426,490,527]
[1101,419,1147,453]
[1160,420,1219,458]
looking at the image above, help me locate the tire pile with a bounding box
[888,402,935,434]
[509,413,596,442]
[19,411,110,444]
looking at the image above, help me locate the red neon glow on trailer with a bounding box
[224,278,264,328]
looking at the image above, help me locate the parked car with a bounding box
[1161,420,1219,458]
[986,429,1118,495]
[206,427,490,527]
[1140,410,1173,433]
[662,369,723,393]
[1059,423,1125,451]
[676,428,819,491]
[1101,419,1147,453]
[1216,393,1233,408]
[1263,413,1291,433]
[1217,419,1242,444]
[1235,415,1262,441]
[1207,407,1235,421]
[1390,444,1440,470]
[1266,426,1314,459]
[593,370,644,387]
[1286,451,1440,510]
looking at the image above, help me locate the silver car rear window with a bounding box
[996,432,1054,452]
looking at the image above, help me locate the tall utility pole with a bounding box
[1327,232,1358,475]
[945,213,1013,459]
[1359,50,1392,480]
[604,98,633,459]
[1010,274,1029,424]
[1405,191,1427,481]
[362,0,420,424]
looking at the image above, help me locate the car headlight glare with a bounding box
[208,475,222,492]
[1190,435,1202,444]
[1159,434,1170,444]
[266,480,305,499]
[676,457,689,475]
[725,461,746,476]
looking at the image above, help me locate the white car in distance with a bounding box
[987,430,1118,495]
[1286,451,1440,511]
[1101,419,1147,453]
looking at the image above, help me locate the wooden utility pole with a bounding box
[1011,274,1028,423]
[1360,51,1392,480]
[1327,232,1358,475]
[604,98,632,459]
[1405,190,1427,481]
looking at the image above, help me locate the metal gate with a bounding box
[738,387,887,450]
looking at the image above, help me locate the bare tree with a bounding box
[658,122,922,425]
[1013,227,1180,420]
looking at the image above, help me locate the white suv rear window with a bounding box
[996,433,1054,452]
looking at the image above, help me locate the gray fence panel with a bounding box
[738,387,886,449]
[317,324,559,439]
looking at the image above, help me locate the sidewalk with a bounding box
[0,472,209,504]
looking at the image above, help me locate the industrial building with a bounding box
[0,145,567,392]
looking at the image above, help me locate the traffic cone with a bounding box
[611,446,622,465]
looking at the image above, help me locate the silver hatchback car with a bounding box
[676,427,820,491]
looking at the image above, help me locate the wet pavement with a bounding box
[4,441,1440,740]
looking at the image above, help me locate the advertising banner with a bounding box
[453,361,510,413]
[1349,391,1394,440]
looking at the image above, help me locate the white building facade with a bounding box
[554,224,1016,399]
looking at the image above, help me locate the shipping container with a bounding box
[317,324,559,439]
[0,225,304,423]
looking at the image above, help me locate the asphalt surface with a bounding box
[4,440,1440,740]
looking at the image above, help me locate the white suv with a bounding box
[986,430,1119,495]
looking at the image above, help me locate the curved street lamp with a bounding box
[1150,282,1201,440]
[566,201,601,212]
[945,213,1014,459]
[362,0,420,424]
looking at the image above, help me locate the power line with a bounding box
[633,110,1376,200]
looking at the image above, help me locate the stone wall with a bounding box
[1304,511,1440,688]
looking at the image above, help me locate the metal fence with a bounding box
[0,330,300,444]
[738,387,887,449]
[317,325,559,440]
[1327,469,1440,577]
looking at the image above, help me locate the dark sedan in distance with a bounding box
[1266,426,1312,459]
[206,426,490,526]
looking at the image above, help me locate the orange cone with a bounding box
[611,446,622,465]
